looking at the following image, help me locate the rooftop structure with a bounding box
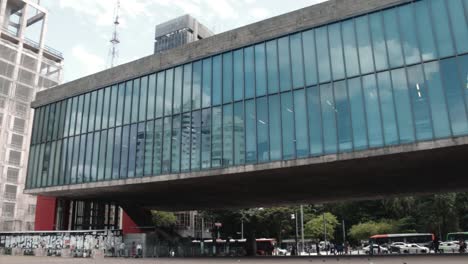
[154,14,213,54]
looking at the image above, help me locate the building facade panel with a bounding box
[26,0,468,190]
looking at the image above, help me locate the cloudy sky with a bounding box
[38,0,325,83]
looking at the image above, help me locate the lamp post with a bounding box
[291,212,298,256]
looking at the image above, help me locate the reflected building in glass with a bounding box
[25,0,468,231]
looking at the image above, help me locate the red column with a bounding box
[34,196,57,231]
[122,210,143,234]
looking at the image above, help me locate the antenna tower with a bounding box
[108,0,120,68]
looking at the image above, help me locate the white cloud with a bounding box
[71,45,106,76]
[249,7,270,19]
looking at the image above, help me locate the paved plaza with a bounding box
[1,255,467,264]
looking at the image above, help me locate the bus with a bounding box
[191,238,277,256]
[446,232,468,242]
[369,233,434,248]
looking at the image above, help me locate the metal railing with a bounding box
[1,26,63,59]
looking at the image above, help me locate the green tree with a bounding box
[348,220,398,242]
[304,212,339,240]
[151,211,177,228]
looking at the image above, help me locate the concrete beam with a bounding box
[31,0,411,108]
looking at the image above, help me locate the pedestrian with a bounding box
[119,241,125,257]
[459,240,466,253]
[131,242,136,257]
[433,236,440,254]
[136,242,142,258]
[110,240,115,257]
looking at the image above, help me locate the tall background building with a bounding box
[0,0,63,231]
[154,14,213,54]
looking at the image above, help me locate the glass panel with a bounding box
[202,58,212,108]
[369,12,389,71]
[144,121,154,176]
[47,141,55,186]
[116,83,125,126]
[52,102,60,140]
[47,103,56,141]
[281,92,294,159]
[147,74,156,120]
[173,67,183,114]
[191,111,201,170]
[290,34,305,89]
[320,83,337,153]
[70,97,78,136]
[88,91,97,131]
[398,4,421,65]
[112,127,121,180]
[109,85,118,128]
[255,43,267,96]
[377,71,398,145]
[342,20,360,78]
[201,109,211,169]
[153,119,163,175]
[303,29,318,86]
[81,94,90,134]
[266,40,279,93]
[53,141,61,186]
[440,58,468,136]
[245,47,255,99]
[316,26,331,83]
[120,126,129,178]
[162,117,172,173]
[74,96,83,135]
[77,134,87,183]
[278,36,292,91]
[414,0,437,61]
[356,16,375,75]
[383,9,404,68]
[183,64,192,112]
[139,76,148,121]
[223,104,233,166]
[106,128,115,180]
[363,74,384,147]
[213,55,222,106]
[430,0,455,57]
[164,69,174,116]
[223,52,233,103]
[156,71,165,118]
[257,97,269,162]
[424,61,451,138]
[245,99,257,163]
[459,55,468,119]
[181,113,191,171]
[171,115,181,172]
[212,107,222,167]
[234,49,244,101]
[95,89,103,130]
[130,79,140,123]
[328,23,345,80]
[63,99,72,137]
[447,0,468,54]
[192,61,202,109]
[101,88,110,130]
[91,132,100,181]
[98,130,107,181]
[128,124,137,177]
[36,144,44,187]
[391,68,415,143]
[293,89,308,157]
[334,80,352,152]
[42,143,50,187]
[407,65,433,141]
[307,86,323,155]
[348,77,368,150]
[135,123,145,177]
[269,94,281,160]
[234,102,245,165]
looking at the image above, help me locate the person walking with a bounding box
[119,242,125,257]
[136,243,143,258]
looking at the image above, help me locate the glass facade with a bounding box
[26,0,468,189]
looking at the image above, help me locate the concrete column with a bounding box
[0,0,7,29]
[33,11,46,90]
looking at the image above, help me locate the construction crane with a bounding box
[108,0,120,68]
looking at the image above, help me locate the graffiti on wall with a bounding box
[0,230,122,251]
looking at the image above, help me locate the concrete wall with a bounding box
[32,0,410,108]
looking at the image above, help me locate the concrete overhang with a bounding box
[31,0,410,108]
[24,136,468,211]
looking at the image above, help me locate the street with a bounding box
[1,255,467,264]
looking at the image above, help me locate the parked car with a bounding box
[389,242,407,253]
[400,243,429,254]
[439,241,460,253]
[363,245,389,254]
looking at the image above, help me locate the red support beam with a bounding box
[34,196,57,231]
